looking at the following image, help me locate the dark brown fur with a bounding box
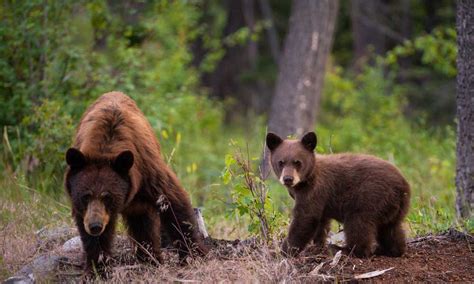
[65,92,207,271]
[266,132,410,258]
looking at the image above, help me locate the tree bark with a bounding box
[455,0,474,219]
[242,0,258,69]
[351,0,385,67]
[267,0,338,137]
[258,0,281,65]
[262,0,339,177]
[204,0,248,100]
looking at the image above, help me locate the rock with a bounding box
[62,236,82,252]
[328,231,345,246]
[7,255,67,283]
[194,208,209,238]
[35,227,77,251]
[3,275,34,284]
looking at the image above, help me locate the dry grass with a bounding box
[44,235,335,282]
[0,175,71,279]
[2,215,474,282]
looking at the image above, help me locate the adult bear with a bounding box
[65,92,207,271]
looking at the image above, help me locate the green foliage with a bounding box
[222,142,284,240]
[1,99,74,194]
[22,100,75,190]
[0,0,78,125]
[385,27,457,77]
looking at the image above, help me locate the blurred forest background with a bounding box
[0,0,469,257]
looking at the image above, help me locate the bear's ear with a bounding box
[266,132,283,151]
[66,148,86,169]
[113,150,134,174]
[301,132,317,152]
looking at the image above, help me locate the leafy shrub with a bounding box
[385,27,457,77]
[222,142,285,240]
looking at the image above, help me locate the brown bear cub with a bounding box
[65,92,207,272]
[266,132,410,258]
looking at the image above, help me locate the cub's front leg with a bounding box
[282,209,321,257]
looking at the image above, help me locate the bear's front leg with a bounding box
[75,215,115,273]
[282,213,320,257]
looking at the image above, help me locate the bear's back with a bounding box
[74,92,160,160]
[317,153,405,184]
[72,92,167,204]
[315,153,410,223]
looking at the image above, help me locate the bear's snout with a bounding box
[84,199,109,236]
[88,222,104,235]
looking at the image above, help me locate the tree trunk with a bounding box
[455,0,474,219]
[258,0,281,65]
[242,0,258,70]
[203,0,249,101]
[351,0,385,67]
[262,0,339,177]
[267,0,338,138]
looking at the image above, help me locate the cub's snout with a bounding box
[279,168,301,187]
[83,199,109,236]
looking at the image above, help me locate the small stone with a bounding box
[62,236,82,252]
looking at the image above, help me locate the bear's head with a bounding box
[266,132,317,188]
[65,148,134,236]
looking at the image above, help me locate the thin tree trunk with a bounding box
[242,0,258,69]
[455,0,474,219]
[205,0,247,100]
[351,0,385,67]
[262,0,339,177]
[259,0,280,65]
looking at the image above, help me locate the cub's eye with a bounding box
[293,160,301,167]
[278,160,284,168]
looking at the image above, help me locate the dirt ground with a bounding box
[4,228,473,282]
[294,228,474,282]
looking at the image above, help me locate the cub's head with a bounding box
[65,148,134,236]
[266,132,317,188]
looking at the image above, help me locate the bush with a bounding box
[222,142,285,240]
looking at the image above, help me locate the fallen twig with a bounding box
[354,267,394,279]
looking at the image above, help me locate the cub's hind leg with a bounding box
[343,215,376,258]
[375,222,406,257]
[312,218,330,247]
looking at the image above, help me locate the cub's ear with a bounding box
[301,132,317,152]
[66,148,86,169]
[266,132,283,151]
[113,150,134,174]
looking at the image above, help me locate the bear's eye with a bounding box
[81,193,91,205]
[278,160,284,168]
[293,160,301,167]
[101,192,113,205]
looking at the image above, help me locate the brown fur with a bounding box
[65,92,207,271]
[266,132,410,258]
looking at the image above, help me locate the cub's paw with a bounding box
[281,239,300,257]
